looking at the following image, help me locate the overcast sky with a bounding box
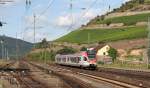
[0,0,128,43]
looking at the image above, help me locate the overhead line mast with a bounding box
[70,0,98,31]
[67,0,73,31]
[33,14,36,47]
[148,17,150,65]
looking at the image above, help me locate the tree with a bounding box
[80,47,87,51]
[56,47,76,55]
[139,0,144,4]
[35,38,49,49]
[98,41,105,44]
[101,15,105,21]
[108,47,117,62]
[41,38,49,48]
[106,21,111,26]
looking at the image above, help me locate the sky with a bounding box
[0,0,129,43]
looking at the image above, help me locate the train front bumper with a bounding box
[89,64,97,68]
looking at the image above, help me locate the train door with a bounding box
[80,56,89,67]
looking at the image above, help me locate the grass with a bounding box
[93,13,150,26]
[98,60,149,70]
[27,51,56,62]
[56,26,148,44]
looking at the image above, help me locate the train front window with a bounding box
[87,50,96,59]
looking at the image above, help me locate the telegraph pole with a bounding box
[70,0,73,29]
[147,17,150,69]
[88,32,90,44]
[4,47,6,59]
[16,33,18,60]
[0,40,4,59]
[7,50,9,60]
[33,14,36,47]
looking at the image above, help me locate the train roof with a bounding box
[56,54,83,57]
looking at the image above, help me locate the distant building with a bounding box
[94,45,112,64]
[95,45,110,56]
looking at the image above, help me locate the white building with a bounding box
[95,45,112,64]
[96,45,110,56]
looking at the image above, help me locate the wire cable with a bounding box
[67,0,98,31]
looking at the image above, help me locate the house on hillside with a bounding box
[95,45,112,64]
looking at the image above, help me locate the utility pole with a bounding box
[147,17,150,69]
[16,33,18,60]
[70,0,73,29]
[4,47,6,60]
[1,40,4,59]
[33,14,36,48]
[7,50,9,60]
[67,0,73,31]
[88,32,90,44]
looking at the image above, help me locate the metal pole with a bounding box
[45,49,46,64]
[88,32,90,44]
[16,33,18,60]
[5,47,6,59]
[147,17,150,68]
[1,40,3,59]
[2,40,4,59]
[7,49,8,60]
[33,14,36,47]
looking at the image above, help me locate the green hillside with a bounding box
[56,26,147,44]
[90,13,150,26]
[56,0,149,44]
[111,0,150,12]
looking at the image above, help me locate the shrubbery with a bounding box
[56,47,77,55]
[108,47,117,62]
[27,50,55,62]
[80,47,87,51]
[97,61,104,65]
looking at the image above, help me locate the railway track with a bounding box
[15,61,49,88]
[29,62,142,88]
[50,65,142,88]
[52,65,150,88]
[14,74,48,88]
[29,62,94,88]
[6,60,148,88]
[0,60,49,88]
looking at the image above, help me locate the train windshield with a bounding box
[87,50,96,59]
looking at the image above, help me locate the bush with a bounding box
[139,0,145,4]
[106,21,111,26]
[56,47,77,55]
[27,51,56,62]
[108,47,117,62]
[148,64,150,69]
[35,38,49,49]
[80,47,87,51]
[97,61,104,65]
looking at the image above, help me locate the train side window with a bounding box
[79,57,81,61]
[84,57,87,61]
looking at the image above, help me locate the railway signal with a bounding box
[0,22,2,27]
[0,21,7,27]
[26,0,31,5]
[25,0,31,10]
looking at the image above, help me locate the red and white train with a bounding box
[55,48,97,69]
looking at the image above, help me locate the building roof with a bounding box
[94,44,110,51]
